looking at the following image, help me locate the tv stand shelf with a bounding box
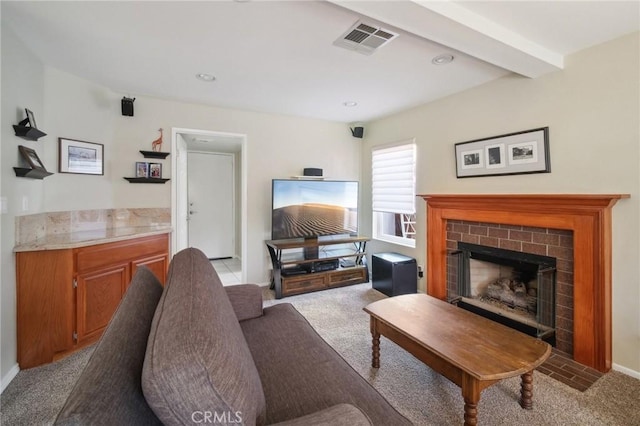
[266,236,370,298]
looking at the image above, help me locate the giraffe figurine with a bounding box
[152,128,163,152]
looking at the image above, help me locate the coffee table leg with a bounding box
[462,374,480,426]
[370,317,380,368]
[519,370,534,409]
[463,399,478,426]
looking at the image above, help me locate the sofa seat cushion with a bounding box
[240,303,411,425]
[55,267,163,425]
[142,248,266,425]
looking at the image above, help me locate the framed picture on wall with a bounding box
[59,138,104,175]
[455,127,550,178]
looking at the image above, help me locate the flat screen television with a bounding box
[271,179,359,240]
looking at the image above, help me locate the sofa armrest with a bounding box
[224,284,264,321]
[270,404,372,426]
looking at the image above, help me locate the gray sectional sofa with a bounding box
[55,247,410,425]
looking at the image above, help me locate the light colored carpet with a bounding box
[263,284,640,425]
[1,283,639,425]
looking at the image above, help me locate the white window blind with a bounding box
[372,142,416,214]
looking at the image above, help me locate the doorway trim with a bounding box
[171,127,248,282]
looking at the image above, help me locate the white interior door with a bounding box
[187,152,234,259]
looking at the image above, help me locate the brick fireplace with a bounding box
[447,220,573,354]
[419,194,628,372]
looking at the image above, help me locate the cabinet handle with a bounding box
[73,278,77,288]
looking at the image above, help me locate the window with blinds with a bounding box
[371,141,416,247]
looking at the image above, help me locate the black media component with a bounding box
[372,252,417,297]
[303,168,323,176]
[350,126,364,138]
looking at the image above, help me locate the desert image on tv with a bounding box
[272,204,357,239]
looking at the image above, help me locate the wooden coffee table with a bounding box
[364,294,551,426]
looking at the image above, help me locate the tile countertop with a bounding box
[14,226,172,252]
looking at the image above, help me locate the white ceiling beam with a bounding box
[328,0,564,78]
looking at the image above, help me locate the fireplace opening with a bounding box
[448,242,557,345]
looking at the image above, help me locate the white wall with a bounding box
[1,26,46,389]
[42,68,116,211]
[361,32,640,373]
[110,95,361,284]
[0,28,361,382]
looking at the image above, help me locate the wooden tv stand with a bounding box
[266,236,370,298]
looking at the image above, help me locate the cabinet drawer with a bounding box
[282,275,326,296]
[132,254,169,285]
[76,234,168,272]
[328,268,367,286]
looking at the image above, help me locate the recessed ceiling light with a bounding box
[343,101,358,107]
[196,73,216,82]
[432,54,454,65]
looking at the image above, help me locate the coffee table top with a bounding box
[364,294,551,381]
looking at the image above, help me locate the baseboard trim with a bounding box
[0,363,20,393]
[612,363,640,379]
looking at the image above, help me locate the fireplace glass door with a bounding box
[447,242,557,344]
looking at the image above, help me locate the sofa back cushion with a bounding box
[55,266,163,425]
[142,248,266,425]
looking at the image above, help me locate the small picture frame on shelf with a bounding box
[135,162,149,178]
[18,145,48,171]
[149,163,162,178]
[25,109,37,129]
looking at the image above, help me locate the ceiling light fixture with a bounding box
[196,73,216,82]
[432,54,454,65]
[343,101,358,107]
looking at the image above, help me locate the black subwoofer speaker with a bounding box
[372,252,417,297]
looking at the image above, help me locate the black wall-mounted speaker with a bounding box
[121,97,135,117]
[351,126,364,138]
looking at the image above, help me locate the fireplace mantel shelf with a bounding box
[419,193,629,208]
[419,193,629,373]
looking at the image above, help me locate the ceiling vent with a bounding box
[333,21,398,56]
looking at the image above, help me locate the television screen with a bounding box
[271,179,359,240]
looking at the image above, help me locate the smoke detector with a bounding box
[334,21,398,56]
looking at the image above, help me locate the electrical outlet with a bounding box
[418,266,424,278]
[22,196,29,212]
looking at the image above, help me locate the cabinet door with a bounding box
[76,263,129,344]
[132,254,169,285]
[16,250,75,369]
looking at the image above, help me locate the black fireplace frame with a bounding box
[449,242,557,345]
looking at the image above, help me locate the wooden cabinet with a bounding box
[266,237,369,299]
[16,233,169,369]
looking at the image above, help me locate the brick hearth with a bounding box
[420,194,628,372]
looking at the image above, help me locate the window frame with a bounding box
[371,140,416,248]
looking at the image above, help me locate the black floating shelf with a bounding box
[14,167,54,179]
[13,125,47,141]
[139,150,170,159]
[124,177,170,184]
